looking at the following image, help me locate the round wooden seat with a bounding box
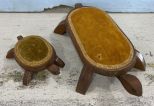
[15,36,53,68]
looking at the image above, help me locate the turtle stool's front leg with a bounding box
[6,48,14,58]
[47,56,65,75]
[47,64,60,75]
[54,20,66,35]
[23,70,34,86]
[76,64,94,94]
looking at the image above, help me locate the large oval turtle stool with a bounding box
[6,35,65,86]
[54,4,146,96]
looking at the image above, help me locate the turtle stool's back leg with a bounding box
[47,64,60,75]
[54,20,66,35]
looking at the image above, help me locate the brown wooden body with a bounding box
[54,4,146,96]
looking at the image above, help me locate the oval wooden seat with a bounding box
[68,7,134,70]
[54,4,146,96]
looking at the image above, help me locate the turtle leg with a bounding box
[117,74,142,96]
[23,70,33,86]
[47,64,60,75]
[54,56,65,68]
[76,64,94,94]
[47,55,64,75]
[6,48,14,58]
[134,50,146,71]
[54,20,66,35]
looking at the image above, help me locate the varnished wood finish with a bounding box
[6,35,65,85]
[54,4,146,96]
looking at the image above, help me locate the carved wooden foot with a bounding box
[47,64,60,75]
[23,70,33,86]
[54,20,66,35]
[54,56,65,68]
[134,50,146,71]
[76,65,94,94]
[6,48,14,58]
[117,74,142,96]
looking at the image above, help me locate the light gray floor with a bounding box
[0,13,154,106]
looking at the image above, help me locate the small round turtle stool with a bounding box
[6,35,65,85]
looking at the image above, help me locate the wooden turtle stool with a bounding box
[54,4,146,96]
[6,35,65,85]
